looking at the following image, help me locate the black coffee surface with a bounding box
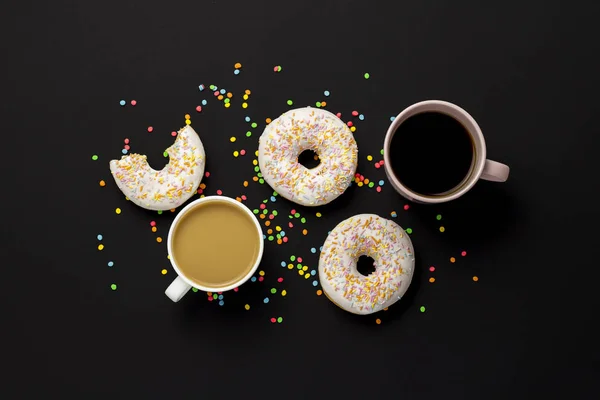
[389,112,474,195]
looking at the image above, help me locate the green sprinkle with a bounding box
[257,172,263,178]
[272,210,278,216]
[157,210,163,215]
[277,317,283,323]
[254,166,260,172]
[253,209,259,214]
[300,217,306,223]
[380,148,384,155]
[251,122,258,128]
[294,213,300,218]
[262,209,268,214]
[110,284,117,290]
[287,100,293,106]
[213,294,218,299]
[368,182,375,188]
[246,131,252,137]
[316,101,321,107]
[163,151,168,157]
[273,191,278,196]
[406,228,413,234]
[224,98,230,104]
[420,306,426,312]
[436,214,442,220]
[276,234,281,239]
[92,155,99,161]
[364,72,370,79]
[270,288,277,294]
[259,179,264,184]
[297,264,302,269]
[192,288,199,292]
[290,255,296,261]
[268,236,274,241]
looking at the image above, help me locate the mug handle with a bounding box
[481,159,510,182]
[165,276,192,302]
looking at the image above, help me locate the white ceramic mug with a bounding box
[164,196,264,302]
[383,100,510,204]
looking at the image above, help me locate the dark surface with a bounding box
[2,1,600,398]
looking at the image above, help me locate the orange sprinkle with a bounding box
[199,183,206,189]
[234,62,242,69]
[99,180,106,187]
[429,277,435,283]
[184,114,191,120]
[252,176,259,182]
[259,214,265,219]
[217,95,224,100]
[151,227,157,233]
[277,239,282,244]
[267,229,273,235]
[364,178,370,184]
[302,229,308,235]
[170,209,175,212]
[156,237,163,243]
[383,307,388,311]
[375,318,381,325]
[226,92,233,98]
[243,180,249,187]
[316,289,323,296]
[266,118,272,124]
[245,89,251,95]
[450,257,456,263]
[321,101,327,107]
[265,221,271,227]
[472,276,479,282]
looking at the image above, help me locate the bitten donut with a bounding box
[109,125,205,211]
[318,214,415,315]
[258,107,358,206]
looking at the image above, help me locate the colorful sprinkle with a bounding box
[119,100,126,106]
[147,126,153,133]
[107,261,114,267]
[461,251,467,256]
[287,100,293,106]
[263,297,270,304]
[115,208,121,214]
[97,234,103,240]
[450,257,456,263]
[110,284,117,291]
[161,269,167,275]
[429,266,435,272]
[364,72,370,79]
[281,290,287,296]
[97,244,104,251]
[419,306,426,312]
[436,214,442,220]
[375,318,381,325]
[277,317,283,323]
[324,90,330,96]
[439,226,445,232]
[473,276,479,282]
[91,155,98,161]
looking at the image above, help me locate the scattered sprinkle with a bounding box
[473,276,479,282]
[406,228,412,234]
[324,90,330,96]
[281,290,287,296]
[97,234,103,241]
[436,214,442,220]
[97,244,104,251]
[375,318,381,325]
[111,284,117,291]
[287,99,293,106]
[419,306,426,312]
[274,65,282,72]
[403,204,409,210]
[429,277,435,283]
[461,251,467,256]
[439,226,445,232]
[147,126,153,133]
[108,261,114,267]
[230,136,237,143]
[245,304,250,310]
[263,297,270,304]
[115,208,121,214]
[277,317,283,323]
[131,100,137,106]
[119,100,126,106]
[390,116,396,121]
[156,237,163,243]
[364,72,370,79]
[316,289,322,296]
[91,155,98,161]
[161,269,167,275]
[450,257,456,263]
[429,266,435,272]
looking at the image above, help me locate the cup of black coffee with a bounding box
[383,100,509,204]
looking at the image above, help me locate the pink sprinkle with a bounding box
[347,121,353,127]
[213,91,219,97]
[277,277,283,283]
[270,317,276,323]
[207,296,213,302]
[290,209,296,214]
[283,237,288,243]
[374,163,381,169]
[241,195,247,200]
[403,204,409,210]
[216,189,223,195]
[171,131,177,137]
[147,126,153,133]
[379,160,385,165]
[273,66,278,72]
[196,106,202,112]
[124,145,130,150]
[297,257,303,263]
[352,110,359,116]
[258,276,264,282]
[124,138,130,144]
[150,221,156,227]
[288,222,294,228]
[240,149,246,156]
[130,100,137,106]
[376,186,382,192]
[233,287,239,292]
[205,172,210,177]
[461,251,467,256]
[360,175,365,181]
[268,214,274,220]
[217,292,222,294]
[429,266,435,272]
[336,113,342,118]
[260,204,266,210]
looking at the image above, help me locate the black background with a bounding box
[2,1,600,398]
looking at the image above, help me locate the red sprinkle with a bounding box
[403,204,409,210]
[207,296,213,302]
[268,214,274,220]
[282,237,288,243]
[374,163,381,169]
[241,195,247,200]
[297,257,303,263]
[376,186,382,192]
[213,91,219,97]
[352,110,359,116]
[288,222,294,228]
[147,126,153,132]
[240,149,246,156]
[347,121,353,127]
[171,131,177,137]
[270,317,276,323]
[277,277,283,283]
[150,221,156,227]
[205,172,210,177]
[258,276,264,282]
[216,189,223,195]
[130,100,137,106]
[260,204,266,210]
[233,287,239,292]
[379,160,385,165]
[290,209,296,214]
[197,189,203,194]
[461,251,467,256]
[124,145,130,150]
[429,266,435,272]
[196,106,202,112]
[336,113,342,118]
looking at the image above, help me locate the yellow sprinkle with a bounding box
[281,290,287,296]
[252,159,258,165]
[275,225,281,231]
[304,273,310,279]
[230,137,237,142]
[287,264,293,269]
[167,255,170,259]
[244,304,250,310]
[157,237,163,243]
[233,151,239,157]
[242,102,248,108]
[115,208,121,214]
[350,126,356,132]
[97,244,104,251]
[357,181,363,187]
[243,94,249,100]
[298,270,304,276]
[185,119,191,125]
[316,212,322,217]
[367,155,373,161]
[224,102,231,108]
[439,226,445,232]
[161,269,167,275]
[259,270,265,276]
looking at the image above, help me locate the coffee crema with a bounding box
[171,201,260,289]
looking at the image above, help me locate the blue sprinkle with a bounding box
[119,100,126,106]
[319,246,323,251]
[234,69,240,75]
[280,231,285,237]
[391,212,397,217]
[209,85,217,91]
[359,114,365,121]
[263,234,267,239]
[218,300,224,306]
[97,234,103,241]
[281,261,286,267]
[201,99,207,106]
[324,90,330,97]
[270,196,276,202]
[107,261,114,267]
[263,297,270,304]
[218,294,224,300]
[312,281,318,286]
[311,270,316,276]
[198,84,205,91]
[251,276,257,282]
[390,116,396,121]
[121,149,128,154]
[245,116,251,122]
[311,247,316,253]
[379,180,384,186]
[220,89,226,94]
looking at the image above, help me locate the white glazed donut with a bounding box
[318,214,415,315]
[109,125,206,211]
[258,107,358,206]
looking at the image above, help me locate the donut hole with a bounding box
[297,149,320,169]
[356,255,376,277]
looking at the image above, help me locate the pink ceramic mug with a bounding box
[383,100,509,204]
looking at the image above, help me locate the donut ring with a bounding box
[318,214,415,315]
[109,125,205,211]
[258,107,358,206]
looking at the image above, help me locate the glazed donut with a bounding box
[318,214,415,315]
[258,107,358,206]
[109,125,206,211]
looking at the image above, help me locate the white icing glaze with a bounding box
[109,125,205,211]
[318,214,415,315]
[258,107,358,206]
